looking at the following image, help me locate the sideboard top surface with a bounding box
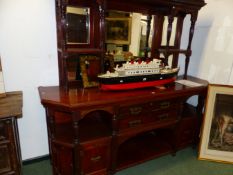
[38,76,208,109]
[0,91,23,119]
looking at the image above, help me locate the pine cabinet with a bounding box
[0,92,23,175]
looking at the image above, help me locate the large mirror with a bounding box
[66,6,90,44]
[105,10,154,62]
[105,10,178,65]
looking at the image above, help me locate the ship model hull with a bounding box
[98,70,178,90]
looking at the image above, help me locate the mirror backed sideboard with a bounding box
[55,0,206,88]
[39,0,208,175]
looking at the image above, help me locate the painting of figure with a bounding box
[208,94,233,151]
[199,85,233,164]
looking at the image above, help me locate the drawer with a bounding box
[80,138,111,175]
[149,99,182,112]
[0,119,12,142]
[118,104,149,118]
[118,115,147,130]
[145,109,180,124]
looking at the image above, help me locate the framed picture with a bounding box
[80,55,100,88]
[0,57,6,97]
[199,84,233,164]
[105,17,132,45]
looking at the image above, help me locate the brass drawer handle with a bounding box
[91,155,101,162]
[158,114,169,120]
[128,119,142,127]
[160,102,170,109]
[130,107,142,115]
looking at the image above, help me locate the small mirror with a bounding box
[66,6,90,44]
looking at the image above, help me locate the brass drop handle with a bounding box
[160,102,170,109]
[158,114,168,120]
[91,155,101,162]
[130,107,142,115]
[128,119,142,127]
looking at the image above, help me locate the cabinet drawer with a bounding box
[80,138,111,175]
[118,115,145,130]
[118,104,149,118]
[149,99,181,112]
[146,110,179,124]
[0,119,11,142]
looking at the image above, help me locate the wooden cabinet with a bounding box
[0,92,23,175]
[38,77,208,175]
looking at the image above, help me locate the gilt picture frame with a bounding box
[0,57,6,97]
[199,84,233,164]
[105,17,132,45]
[80,55,100,88]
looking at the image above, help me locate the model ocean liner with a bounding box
[98,58,179,90]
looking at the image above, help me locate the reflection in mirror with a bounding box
[105,11,154,63]
[66,6,90,44]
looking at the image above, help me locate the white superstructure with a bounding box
[115,59,161,76]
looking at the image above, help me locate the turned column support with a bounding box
[97,0,106,73]
[184,12,198,79]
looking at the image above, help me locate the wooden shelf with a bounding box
[79,116,112,143]
[117,131,172,171]
[158,48,192,55]
[53,111,112,144]
[58,48,103,54]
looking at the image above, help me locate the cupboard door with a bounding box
[80,139,111,175]
[51,143,74,175]
[0,118,21,175]
[0,120,10,142]
[0,143,12,174]
[176,116,199,149]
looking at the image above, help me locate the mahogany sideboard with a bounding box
[0,91,23,175]
[38,76,208,175]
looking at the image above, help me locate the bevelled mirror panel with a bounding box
[66,6,90,44]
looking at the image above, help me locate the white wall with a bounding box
[0,0,58,160]
[0,0,233,160]
[185,0,233,85]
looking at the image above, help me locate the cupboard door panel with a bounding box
[0,120,10,142]
[51,143,74,175]
[0,143,12,174]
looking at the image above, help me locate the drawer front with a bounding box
[0,119,11,142]
[118,116,144,130]
[118,104,150,130]
[146,109,180,124]
[118,104,149,119]
[0,143,13,174]
[149,99,181,112]
[80,139,111,174]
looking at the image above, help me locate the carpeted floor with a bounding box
[23,147,233,175]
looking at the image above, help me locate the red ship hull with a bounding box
[100,77,176,91]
